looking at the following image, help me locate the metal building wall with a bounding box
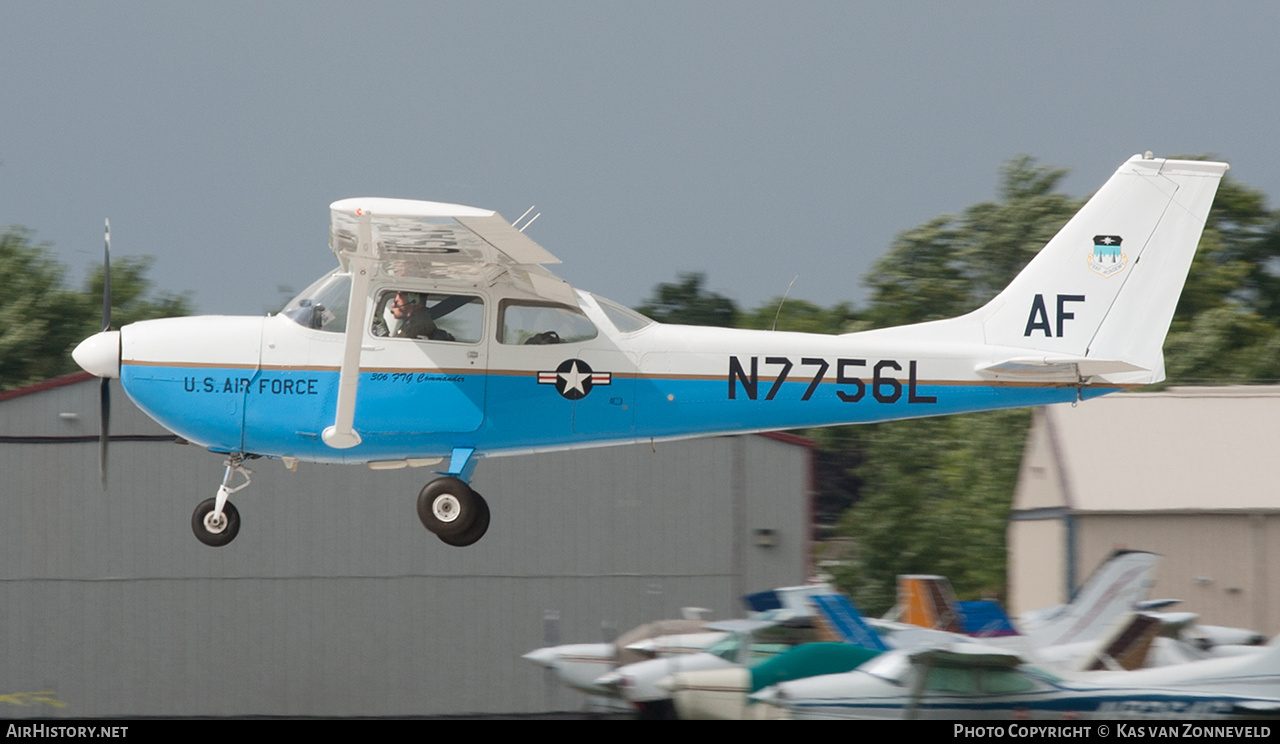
[0,376,812,717]
[1074,512,1280,635]
[1008,393,1280,635]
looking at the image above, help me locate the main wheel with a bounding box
[438,492,490,547]
[416,477,478,537]
[192,498,241,547]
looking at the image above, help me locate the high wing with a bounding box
[323,198,574,449]
[903,643,1029,720]
[909,643,1027,669]
[328,197,574,303]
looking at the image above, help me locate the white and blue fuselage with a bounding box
[116,297,1108,465]
[72,155,1229,547]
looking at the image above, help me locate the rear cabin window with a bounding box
[499,301,597,345]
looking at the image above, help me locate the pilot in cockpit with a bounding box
[372,291,454,341]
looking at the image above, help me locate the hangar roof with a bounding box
[1035,386,1280,513]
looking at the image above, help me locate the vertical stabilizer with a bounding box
[1020,550,1159,647]
[976,155,1227,384]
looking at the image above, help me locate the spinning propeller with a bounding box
[98,219,111,488]
[71,220,120,489]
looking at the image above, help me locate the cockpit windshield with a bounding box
[281,271,351,333]
[591,294,654,333]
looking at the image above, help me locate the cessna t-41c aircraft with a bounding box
[71,154,1227,548]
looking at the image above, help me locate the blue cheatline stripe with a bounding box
[122,364,1115,462]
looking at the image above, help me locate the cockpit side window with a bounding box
[281,272,351,333]
[371,290,484,343]
[499,301,598,345]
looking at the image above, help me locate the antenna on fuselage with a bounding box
[771,275,799,332]
[512,205,541,233]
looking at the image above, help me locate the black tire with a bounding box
[416,477,478,537]
[438,492,490,547]
[192,498,241,547]
[636,699,678,720]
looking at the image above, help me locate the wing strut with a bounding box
[322,210,376,449]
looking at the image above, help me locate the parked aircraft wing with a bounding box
[909,643,1026,669]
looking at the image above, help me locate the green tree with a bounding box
[834,156,1084,610]
[1162,173,1280,383]
[634,157,1280,610]
[0,227,192,390]
[635,272,740,327]
[835,157,1280,610]
[830,410,1028,615]
[863,156,1083,328]
[739,298,863,335]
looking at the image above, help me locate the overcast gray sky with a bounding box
[3,1,1279,315]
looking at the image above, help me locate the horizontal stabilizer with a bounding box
[1077,612,1163,672]
[977,357,1149,380]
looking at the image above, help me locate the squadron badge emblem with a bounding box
[1088,234,1127,278]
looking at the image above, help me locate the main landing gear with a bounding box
[188,454,491,548]
[416,476,491,547]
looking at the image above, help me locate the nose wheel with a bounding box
[192,497,241,547]
[192,457,252,547]
[417,476,491,547]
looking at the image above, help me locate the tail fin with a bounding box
[975,155,1227,385]
[808,594,889,650]
[1020,550,1159,647]
[897,574,963,632]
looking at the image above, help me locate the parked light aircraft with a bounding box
[658,570,1150,720]
[597,614,822,719]
[881,553,1266,671]
[753,639,1280,720]
[522,617,722,698]
[667,642,883,720]
[71,154,1228,547]
[661,556,1260,720]
[522,585,827,702]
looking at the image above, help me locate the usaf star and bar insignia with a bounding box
[538,359,613,400]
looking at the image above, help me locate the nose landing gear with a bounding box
[192,457,251,547]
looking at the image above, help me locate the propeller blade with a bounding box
[99,218,112,489]
[99,377,110,489]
